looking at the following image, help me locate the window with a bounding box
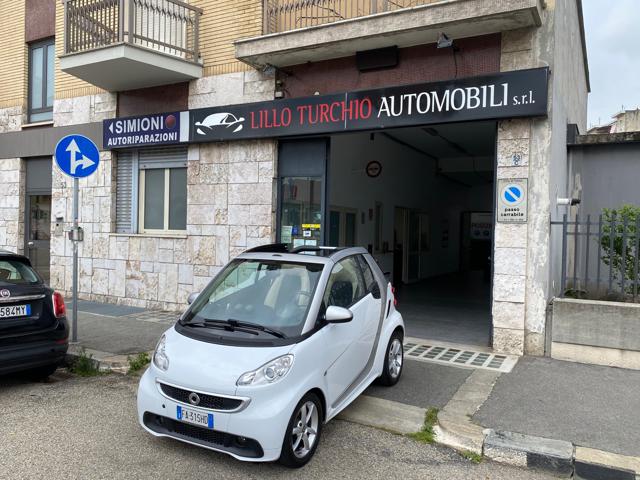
[28,39,55,123]
[356,255,379,297]
[323,256,366,308]
[116,147,187,234]
[0,259,40,285]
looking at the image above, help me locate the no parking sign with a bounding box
[497,178,528,223]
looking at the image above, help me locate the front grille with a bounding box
[143,413,263,458]
[159,383,244,411]
[172,420,229,446]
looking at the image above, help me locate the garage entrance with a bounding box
[327,121,496,346]
[276,121,497,347]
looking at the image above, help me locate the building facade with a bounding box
[0,0,590,355]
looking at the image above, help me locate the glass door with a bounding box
[280,177,323,249]
[277,139,328,250]
[26,194,52,283]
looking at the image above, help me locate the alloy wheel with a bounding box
[388,338,403,378]
[291,400,319,459]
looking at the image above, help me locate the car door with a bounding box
[355,255,383,362]
[321,256,369,406]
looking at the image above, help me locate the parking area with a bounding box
[0,371,558,480]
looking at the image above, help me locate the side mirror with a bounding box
[187,292,200,305]
[325,305,353,324]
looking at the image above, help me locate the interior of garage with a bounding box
[327,121,497,346]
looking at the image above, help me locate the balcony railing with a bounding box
[263,0,442,34]
[63,0,202,63]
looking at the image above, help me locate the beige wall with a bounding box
[0,2,27,110]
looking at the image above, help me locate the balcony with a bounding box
[236,0,543,68]
[60,0,203,92]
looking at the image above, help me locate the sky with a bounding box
[582,0,640,128]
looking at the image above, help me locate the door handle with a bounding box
[27,241,35,247]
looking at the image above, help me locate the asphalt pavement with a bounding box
[473,356,640,457]
[365,359,472,409]
[0,371,558,480]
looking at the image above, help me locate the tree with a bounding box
[600,204,640,296]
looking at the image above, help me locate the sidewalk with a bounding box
[473,356,640,459]
[66,301,175,370]
[437,356,640,479]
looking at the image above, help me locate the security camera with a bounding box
[557,197,581,206]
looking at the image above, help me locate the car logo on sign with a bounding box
[188,392,201,406]
[195,113,245,135]
[0,289,10,299]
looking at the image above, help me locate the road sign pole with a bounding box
[54,133,100,345]
[72,177,79,343]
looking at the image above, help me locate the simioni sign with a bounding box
[189,67,549,142]
[103,111,187,148]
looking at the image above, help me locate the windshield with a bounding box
[182,259,324,338]
[0,259,40,286]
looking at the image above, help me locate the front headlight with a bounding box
[237,354,294,386]
[153,334,170,371]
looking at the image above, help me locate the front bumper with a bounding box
[137,368,298,462]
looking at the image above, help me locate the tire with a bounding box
[25,363,59,381]
[278,392,323,468]
[378,330,404,386]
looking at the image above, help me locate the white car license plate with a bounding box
[0,304,31,319]
[177,406,214,429]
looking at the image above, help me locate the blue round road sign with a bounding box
[502,184,524,205]
[54,134,100,179]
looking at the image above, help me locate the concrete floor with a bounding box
[396,271,492,347]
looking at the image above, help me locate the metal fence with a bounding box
[263,0,442,34]
[553,213,640,302]
[63,0,202,62]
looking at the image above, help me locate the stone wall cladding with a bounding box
[50,71,276,311]
[492,28,537,355]
[0,106,24,134]
[51,92,116,303]
[0,106,24,253]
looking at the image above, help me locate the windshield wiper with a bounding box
[182,319,258,336]
[226,319,286,339]
[182,318,285,338]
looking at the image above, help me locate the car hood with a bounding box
[157,326,292,396]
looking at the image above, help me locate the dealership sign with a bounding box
[103,111,187,148]
[102,68,548,148]
[189,67,549,142]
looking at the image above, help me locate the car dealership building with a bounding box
[0,0,589,355]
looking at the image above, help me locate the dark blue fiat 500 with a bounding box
[0,250,68,378]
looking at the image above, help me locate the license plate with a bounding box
[177,406,214,429]
[0,304,31,319]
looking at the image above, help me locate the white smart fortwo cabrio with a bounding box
[137,244,404,468]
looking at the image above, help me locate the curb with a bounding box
[434,369,500,455]
[483,429,573,477]
[65,345,141,374]
[438,420,639,479]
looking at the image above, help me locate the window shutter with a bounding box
[116,151,135,233]
[138,146,188,170]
